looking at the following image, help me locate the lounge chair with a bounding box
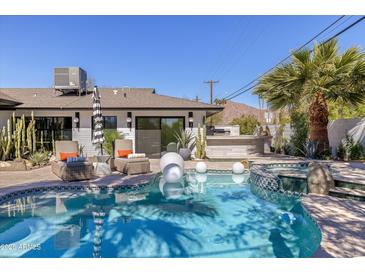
[51,141,94,181]
[113,139,150,175]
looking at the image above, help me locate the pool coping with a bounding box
[0,173,157,204]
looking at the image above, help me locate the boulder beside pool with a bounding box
[307,162,334,195]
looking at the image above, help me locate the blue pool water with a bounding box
[0,172,321,258]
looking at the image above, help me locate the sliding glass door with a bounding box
[136,117,185,158]
[161,118,184,152]
[136,117,161,158]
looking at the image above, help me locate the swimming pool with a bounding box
[0,172,321,258]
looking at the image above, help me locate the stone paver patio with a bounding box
[0,156,365,258]
[303,195,365,258]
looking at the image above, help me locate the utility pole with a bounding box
[204,80,219,104]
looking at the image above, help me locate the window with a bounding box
[104,116,117,129]
[24,116,72,150]
[91,116,117,137]
[136,117,160,130]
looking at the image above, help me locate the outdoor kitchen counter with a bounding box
[206,135,272,158]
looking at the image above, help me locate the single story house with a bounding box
[0,86,223,158]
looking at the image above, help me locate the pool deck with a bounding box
[1,156,365,258]
[302,195,365,258]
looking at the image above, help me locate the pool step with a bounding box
[329,187,365,202]
[335,180,365,191]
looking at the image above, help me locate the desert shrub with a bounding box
[230,115,260,135]
[321,147,332,160]
[290,110,309,156]
[272,111,289,153]
[104,129,124,156]
[337,135,364,160]
[283,143,293,155]
[337,143,346,160]
[351,142,364,160]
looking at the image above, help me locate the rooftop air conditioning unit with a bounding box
[54,67,87,95]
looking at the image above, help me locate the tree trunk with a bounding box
[309,92,329,154]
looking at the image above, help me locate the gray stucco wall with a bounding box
[268,118,365,156]
[0,109,207,157]
[0,111,12,130]
[328,118,365,156]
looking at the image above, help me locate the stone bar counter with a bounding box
[205,135,272,159]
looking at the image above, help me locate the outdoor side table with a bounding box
[93,155,112,176]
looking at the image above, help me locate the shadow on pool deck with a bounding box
[302,194,365,258]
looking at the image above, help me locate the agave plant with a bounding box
[297,140,319,159]
[174,129,196,150]
[29,151,50,166]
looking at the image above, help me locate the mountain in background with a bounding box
[210,100,274,125]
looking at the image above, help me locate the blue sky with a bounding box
[0,16,364,108]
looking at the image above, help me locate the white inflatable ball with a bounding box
[195,173,208,184]
[196,161,207,173]
[232,174,246,184]
[159,178,184,199]
[163,163,183,183]
[232,162,245,174]
[160,152,184,172]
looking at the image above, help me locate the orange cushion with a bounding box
[118,149,133,158]
[60,152,78,161]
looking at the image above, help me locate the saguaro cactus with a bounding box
[1,112,38,160]
[0,126,5,160]
[40,131,44,151]
[195,124,207,159]
[21,114,26,155]
[202,125,206,157]
[12,112,16,133]
[52,138,56,156]
[14,118,23,159]
[26,120,33,154]
[5,119,12,160]
[31,112,36,153]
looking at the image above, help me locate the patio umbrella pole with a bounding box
[92,85,105,158]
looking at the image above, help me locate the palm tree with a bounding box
[255,39,365,153]
[214,98,227,105]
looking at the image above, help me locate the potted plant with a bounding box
[174,129,196,160]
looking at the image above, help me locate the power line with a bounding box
[214,23,269,99]
[322,15,365,43]
[209,17,249,80]
[204,80,219,104]
[319,15,353,42]
[222,15,348,101]
[226,15,365,101]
